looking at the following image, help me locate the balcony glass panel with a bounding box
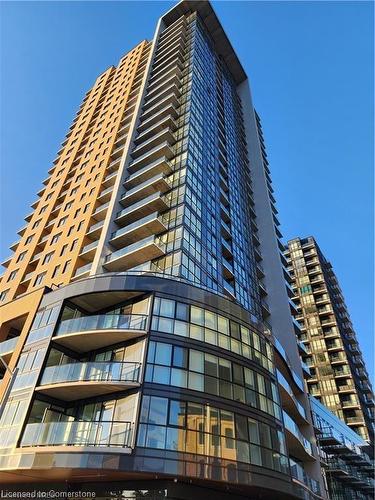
[0,336,18,355]
[283,411,313,455]
[21,420,132,448]
[56,314,147,336]
[105,236,166,264]
[40,361,140,385]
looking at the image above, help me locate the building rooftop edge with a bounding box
[161,0,247,85]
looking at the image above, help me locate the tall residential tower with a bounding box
[1,2,365,499]
[285,236,374,443]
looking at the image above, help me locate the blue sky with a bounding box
[1,1,373,379]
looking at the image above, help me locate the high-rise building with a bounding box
[0,1,369,498]
[311,396,374,500]
[285,236,374,443]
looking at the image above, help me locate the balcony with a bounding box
[92,202,110,221]
[222,258,234,280]
[131,129,176,161]
[120,173,171,208]
[104,235,166,272]
[221,220,232,241]
[79,240,99,260]
[110,144,125,161]
[72,262,92,279]
[221,238,233,259]
[341,399,360,408]
[140,93,179,124]
[124,157,173,190]
[277,371,308,424]
[116,192,169,227]
[143,82,181,112]
[256,262,265,279]
[327,340,344,351]
[35,361,140,401]
[138,103,179,133]
[0,336,19,364]
[135,116,177,145]
[21,420,133,450]
[97,185,114,203]
[21,270,34,284]
[290,460,321,498]
[150,58,183,86]
[334,366,351,378]
[145,74,181,105]
[223,281,235,299]
[53,313,147,352]
[102,170,118,187]
[128,142,174,173]
[114,131,128,147]
[329,352,346,364]
[158,22,186,47]
[108,156,121,172]
[110,212,167,248]
[87,220,104,238]
[283,411,314,461]
[9,240,19,251]
[338,384,356,393]
[153,42,184,69]
[29,251,44,264]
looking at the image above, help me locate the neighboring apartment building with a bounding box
[285,237,374,443]
[0,1,371,499]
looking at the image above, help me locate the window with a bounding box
[32,220,41,229]
[0,290,9,302]
[7,270,18,282]
[70,239,78,251]
[51,265,60,279]
[43,252,54,264]
[60,245,68,256]
[62,260,71,273]
[58,216,67,227]
[51,233,61,244]
[34,272,46,286]
[25,235,34,245]
[16,252,27,263]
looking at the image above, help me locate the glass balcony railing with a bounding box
[21,420,133,448]
[0,336,18,355]
[40,361,140,386]
[277,371,307,420]
[111,212,167,242]
[290,459,321,496]
[88,220,104,234]
[283,411,313,455]
[104,236,166,266]
[56,314,147,336]
[73,262,92,277]
[80,240,99,255]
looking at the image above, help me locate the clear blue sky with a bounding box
[1,1,373,379]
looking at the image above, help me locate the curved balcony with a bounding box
[277,371,309,425]
[21,420,133,450]
[35,361,141,401]
[53,313,147,352]
[283,411,315,462]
